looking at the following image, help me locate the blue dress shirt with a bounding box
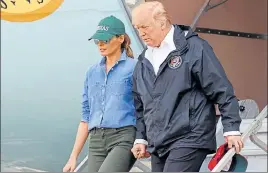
[81,50,137,130]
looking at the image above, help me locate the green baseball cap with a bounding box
[89,15,126,41]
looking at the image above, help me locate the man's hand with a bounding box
[131,143,150,159]
[225,135,244,154]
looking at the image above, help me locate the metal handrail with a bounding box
[249,134,267,153]
[74,155,88,172]
[133,160,151,172]
[190,0,229,31]
[206,0,228,11]
[211,105,267,172]
[190,0,211,31]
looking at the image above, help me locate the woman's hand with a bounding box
[63,157,77,172]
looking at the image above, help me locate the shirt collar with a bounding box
[99,49,127,66]
[160,25,175,48]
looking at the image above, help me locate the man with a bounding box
[130,1,244,172]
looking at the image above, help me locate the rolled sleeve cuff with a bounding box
[81,118,89,123]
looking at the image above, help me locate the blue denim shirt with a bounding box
[81,50,137,130]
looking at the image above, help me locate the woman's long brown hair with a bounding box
[121,34,134,58]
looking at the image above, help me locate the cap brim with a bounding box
[88,32,114,41]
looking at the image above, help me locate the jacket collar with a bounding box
[172,24,190,55]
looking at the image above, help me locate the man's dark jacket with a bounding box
[132,24,242,156]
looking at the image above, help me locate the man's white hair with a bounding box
[132,1,171,27]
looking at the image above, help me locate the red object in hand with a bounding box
[208,143,228,171]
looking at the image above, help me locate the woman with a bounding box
[63,15,137,172]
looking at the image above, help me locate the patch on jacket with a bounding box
[168,55,182,69]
